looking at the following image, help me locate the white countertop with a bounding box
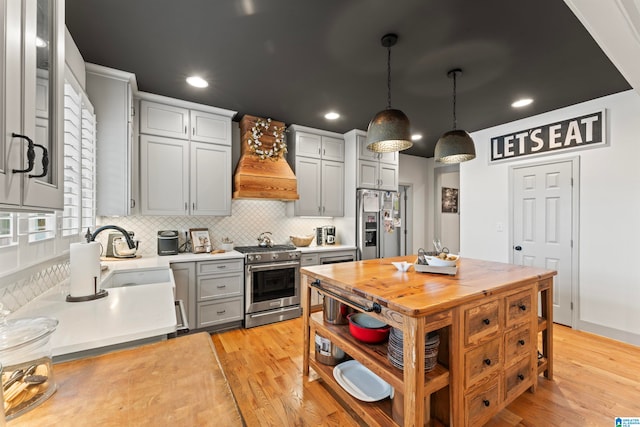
[297,245,357,253]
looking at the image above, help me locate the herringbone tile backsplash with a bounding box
[97,200,335,256]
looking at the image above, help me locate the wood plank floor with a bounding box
[212,319,640,426]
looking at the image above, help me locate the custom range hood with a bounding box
[233,115,299,201]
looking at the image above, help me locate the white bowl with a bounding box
[391,261,412,272]
[425,254,459,267]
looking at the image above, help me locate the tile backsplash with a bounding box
[97,199,334,256]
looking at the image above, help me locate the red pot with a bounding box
[347,313,390,344]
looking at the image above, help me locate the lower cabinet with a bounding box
[171,257,244,332]
[300,249,356,308]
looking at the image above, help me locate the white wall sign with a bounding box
[490,109,606,163]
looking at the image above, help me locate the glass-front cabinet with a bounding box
[1,0,64,210]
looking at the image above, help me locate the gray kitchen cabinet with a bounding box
[288,125,345,217]
[300,249,356,307]
[195,259,244,330]
[1,0,65,211]
[300,253,322,307]
[170,262,196,330]
[138,94,235,216]
[86,64,138,216]
[139,99,232,145]
[355,131,399,191]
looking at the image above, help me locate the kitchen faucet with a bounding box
[85,226,136,249]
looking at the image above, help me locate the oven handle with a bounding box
[247,260,300,272]
[310,279,381,314]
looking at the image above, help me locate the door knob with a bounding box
[514,245,522,251]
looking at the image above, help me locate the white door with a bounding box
[357,159,378,189]
[189,110,229,145]
[294,156,321,216]
[140,100,189,139]
[140,135,189,215]
[512,160,575,326]
[190,142,231,216]
[320,136,344,162]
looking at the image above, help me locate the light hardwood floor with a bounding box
[212,319,640,426]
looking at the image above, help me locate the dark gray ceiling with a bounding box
[65,0,631,158]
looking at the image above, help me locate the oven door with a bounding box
[245,260,300,314]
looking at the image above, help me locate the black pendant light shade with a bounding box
[434,69,476,163]
[366,34,413,153]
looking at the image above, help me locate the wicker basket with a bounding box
[290,235,314,247]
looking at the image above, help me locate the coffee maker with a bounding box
[316,225,336,245]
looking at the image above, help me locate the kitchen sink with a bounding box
[101,267,175,289]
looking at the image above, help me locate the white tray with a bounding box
[414,261,457,275]
[333,360,391,402]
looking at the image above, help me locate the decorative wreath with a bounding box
[247,118,287,161]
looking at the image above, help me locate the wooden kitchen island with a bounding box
[9,332,243,426]
[301,256,556,427]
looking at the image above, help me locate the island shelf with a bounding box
[301,256,556,427]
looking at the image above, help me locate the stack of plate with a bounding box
[387,328,440,372]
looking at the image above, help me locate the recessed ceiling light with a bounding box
[411,134,422,141]
[324,112,340,120]
[186,76,208,88]
[512,98,533,108]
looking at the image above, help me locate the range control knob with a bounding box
[272,253,279,260]
[247,255,254,261]
[289,252,297,259]
[255,254,262,261]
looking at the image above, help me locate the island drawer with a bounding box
[198,259,243,275]
[504,356,532,402]
[505,289,533,327]
[504,325,531,366]
[464,298,501,346]
[197,272,243,301]
[464,376,500,427]
[197,297,243,327]
[464,336,502,387]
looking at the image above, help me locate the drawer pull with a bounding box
[217,310,226,315]
[518,339,526,346]
[217,265,226,269]
[483,399,490,407]
[483,358,492,366]
[483,318,491,325]
[217,285,227,289]
[518,304,527,311]
[518,373,525,381]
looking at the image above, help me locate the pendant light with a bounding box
[366,33,412,153]
[434,69,476,163]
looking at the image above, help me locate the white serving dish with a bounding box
[333,360,392,402]
[424,254,459,267]
[391,261,412,272]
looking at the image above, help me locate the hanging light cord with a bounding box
[386,45,392,109]
[451,71,457,130]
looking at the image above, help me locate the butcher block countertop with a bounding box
[301,255,557,316]
[9,333,244,427]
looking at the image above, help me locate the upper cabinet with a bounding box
[288,125,345,217]
[1,0,65,211]
[138,95,235,216]
[85,64,138,216]
[355,132,398,191]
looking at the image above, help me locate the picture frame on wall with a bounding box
[442,187,459,213]
[190,228,211,253]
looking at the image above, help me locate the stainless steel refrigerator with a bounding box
[356,189,402,260]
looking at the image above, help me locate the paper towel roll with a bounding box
[69,242,101,298]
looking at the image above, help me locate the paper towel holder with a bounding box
[66,277,108,302]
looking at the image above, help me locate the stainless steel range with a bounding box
[235,244,302,328]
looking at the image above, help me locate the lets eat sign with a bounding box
[490,110,606,163]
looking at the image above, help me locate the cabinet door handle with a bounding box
[518,373,525,381]
[184,202,188,212]
[483,358,492,366]
[318,147,321,155]
[184,125,187,135]
[193,202,196,211]
[518,304,527,311]
[483,318,491,325]
[216,285,227,289]
[217,265,226,269]
[518,339,526,346]
[11,133,36,174]
[217,310,226,315]
[28,144,49,178]
[483,399,490,407]
[130,199,136,208]
[192,127,195,136]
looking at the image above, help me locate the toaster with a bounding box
[157,230,179,255]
